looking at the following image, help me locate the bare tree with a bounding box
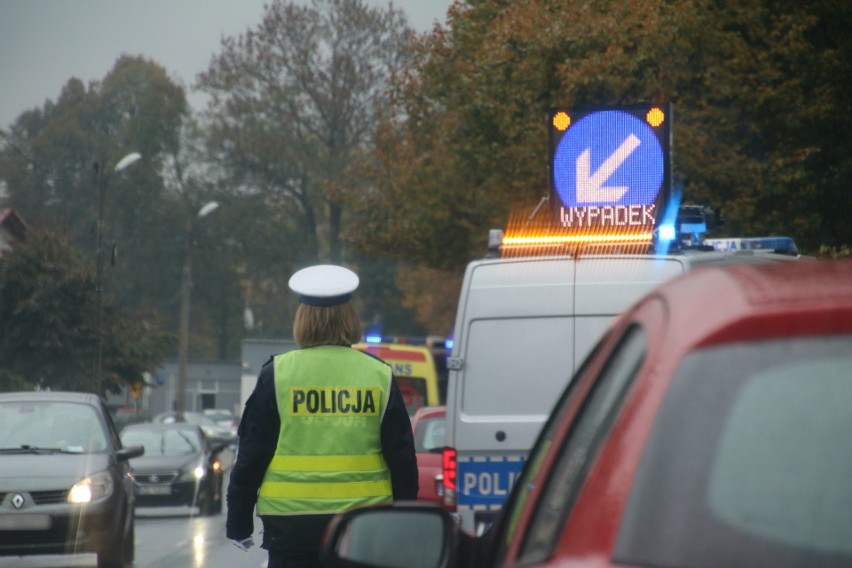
[197,0,412,264]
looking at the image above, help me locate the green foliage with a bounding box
[194,0,432,335]
[818,245,852,259]
[0,370,32,393]
[348,0,852,265]
[351,255,430,338]
[101,303,174,395]
[196,0,413,265]
[0,230,94,390]
[0,230,173,395]
[0,56,188,246]
[0,56,254,358]
[7,1,844,343]
[0,55,195,331]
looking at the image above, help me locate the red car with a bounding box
[410,405,446,505]
[321,258,852,568]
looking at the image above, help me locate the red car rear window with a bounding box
[615,335,852,568]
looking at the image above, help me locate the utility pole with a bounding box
[94,162,106,394]
[174,201,220,413]
[93,152,141,395]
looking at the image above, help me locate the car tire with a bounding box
[212,474,223,514]
[198,482,215,517]
[97,510,134,568]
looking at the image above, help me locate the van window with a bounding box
[615,336,852,568]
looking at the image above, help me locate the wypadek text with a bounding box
[560,204,656,228]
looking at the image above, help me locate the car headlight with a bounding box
[179,463,207,482]
[68,471,114,503]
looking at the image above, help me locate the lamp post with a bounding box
[94,151,141,395]
[174,201,220,414]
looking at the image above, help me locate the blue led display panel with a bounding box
[549,104,671,234]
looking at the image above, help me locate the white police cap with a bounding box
[288,264,359,306]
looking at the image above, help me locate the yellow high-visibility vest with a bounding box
[257,346,393,515]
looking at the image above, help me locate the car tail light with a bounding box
[442,447,457,511]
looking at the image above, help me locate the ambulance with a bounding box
[352,342,441,416]
[441,104,802,534]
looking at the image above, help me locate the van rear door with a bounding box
[452,258,578,451]
[448,258,576,526]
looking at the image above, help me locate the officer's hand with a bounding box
[230,537,254,551]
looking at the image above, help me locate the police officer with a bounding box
[226,264,418,567]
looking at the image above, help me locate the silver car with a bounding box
[152,411,237,447]
[0,391,144,568]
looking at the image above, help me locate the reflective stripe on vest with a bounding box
[267,454,386,471]
[257,346,393,515]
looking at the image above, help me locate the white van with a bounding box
[443,238,799,534]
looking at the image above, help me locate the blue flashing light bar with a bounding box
[365,334,383,344]
[657,224,676,242]
[655,181,682,255]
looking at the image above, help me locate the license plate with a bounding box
[138,486,172,495]
[0,514,52,530]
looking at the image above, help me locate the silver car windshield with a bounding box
[0,401,109,454]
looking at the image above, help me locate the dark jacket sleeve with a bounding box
[381,377,419,500]
[226,359,280,541]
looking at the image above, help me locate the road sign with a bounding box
[549,104,671,234]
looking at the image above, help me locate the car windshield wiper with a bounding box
[0,445,80,454]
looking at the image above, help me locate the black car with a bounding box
[151,410,238,448]
[120,422,225,515]
[0,391,144,568]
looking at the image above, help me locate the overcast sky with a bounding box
[0,0,453,129]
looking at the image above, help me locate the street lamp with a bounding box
[94,151,141,395]
[174,201,220,413]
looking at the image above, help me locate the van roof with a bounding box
[474,248,800,268]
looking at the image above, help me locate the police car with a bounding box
[442,227,801,534]
[439,104,803,534]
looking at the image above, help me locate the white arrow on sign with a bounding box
[576,133,641,204]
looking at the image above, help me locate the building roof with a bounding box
[0,208,28,256]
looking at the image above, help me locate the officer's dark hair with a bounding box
[293,301,362,348]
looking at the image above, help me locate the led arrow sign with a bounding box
[549,104,671,234]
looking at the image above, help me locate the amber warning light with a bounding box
[498,207,655,256]
[552,111,571,131]
[548,104,672,239]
